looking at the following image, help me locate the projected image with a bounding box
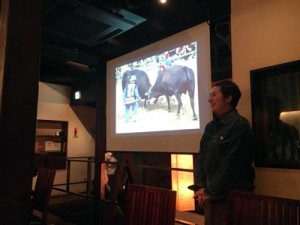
[115,42,199,134]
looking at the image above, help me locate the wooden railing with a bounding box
[205,191,300,225]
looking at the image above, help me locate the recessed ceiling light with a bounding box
[160,0,167,4]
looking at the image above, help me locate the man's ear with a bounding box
[225,95,232,104]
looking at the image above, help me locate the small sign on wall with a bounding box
[45,141,61,152]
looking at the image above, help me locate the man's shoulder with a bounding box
[205,120,215,129]
[225,113,251,132]
[236,114,250,126]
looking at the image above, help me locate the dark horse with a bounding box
[147,65,197,120]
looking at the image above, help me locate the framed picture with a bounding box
[251,60,300,169]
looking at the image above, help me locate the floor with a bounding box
[47,194,124,225]
[47,213,77,225]
[46,194,204,225]
[38,194,78,225]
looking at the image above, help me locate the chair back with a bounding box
[205,191,300,225]
[125,184,176,225]
[31,168,56,224]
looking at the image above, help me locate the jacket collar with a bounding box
[214,109,238,126]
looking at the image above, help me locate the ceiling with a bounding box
[40,0,231,103]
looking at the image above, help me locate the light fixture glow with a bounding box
[75,91,81,100]
[171,154,194,211]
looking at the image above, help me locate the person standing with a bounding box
[123,75,140,123]
[193,80,255,207]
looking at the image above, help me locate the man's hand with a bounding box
[193,188,212,207]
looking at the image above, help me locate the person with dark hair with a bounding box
[192,80,255,208]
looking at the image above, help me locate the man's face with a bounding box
[208,86,232,116]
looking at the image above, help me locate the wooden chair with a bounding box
[205,191,300,225]
[125,184,177,225]
[232,191,300,225]
[30,168,56,225]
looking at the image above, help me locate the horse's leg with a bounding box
[189,91,198,120]
[165,95,171,112]
[174,93,182,117]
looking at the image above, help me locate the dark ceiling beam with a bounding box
[41,43,100,66]
[40,0,232,91]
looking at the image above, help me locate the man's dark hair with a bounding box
[213,80,241,108]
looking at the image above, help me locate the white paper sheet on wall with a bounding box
[44,141,61,152]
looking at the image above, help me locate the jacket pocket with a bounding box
[215,134,230,155]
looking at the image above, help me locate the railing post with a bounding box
[86,157,92,195]
[66,159,71,192]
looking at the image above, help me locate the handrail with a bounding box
[53,156,95,198]
[53,156,193,200]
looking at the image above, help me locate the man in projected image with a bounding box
[123,75,140,123]
[191,80,255,210]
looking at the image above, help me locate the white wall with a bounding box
[37,82,96,194]
[231,0,300,199]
